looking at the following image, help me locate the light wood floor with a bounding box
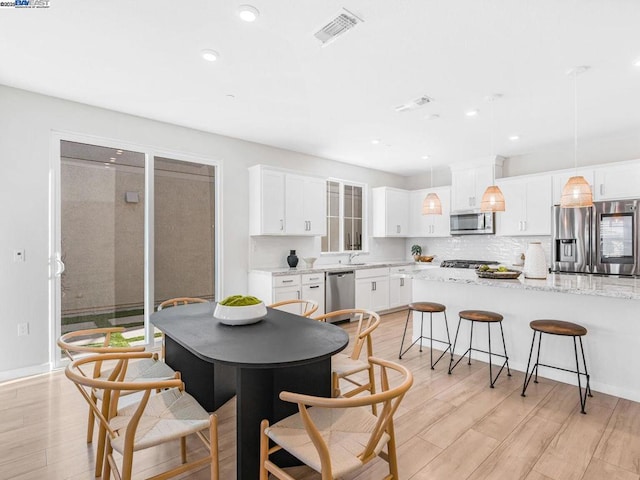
[1,310,639,480]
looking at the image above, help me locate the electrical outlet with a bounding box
[17,322,29,336]
[13,249,25,262]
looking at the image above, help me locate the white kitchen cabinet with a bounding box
[372,187,409,237]
[355,267,390,312]
[388,266,412,308]
[408,187,451,237]
[301,273,325,316]
[249,165,326,236]
[285,174,327,235]
[594,163,640,200]
[450,158,503,211]
[496,174,552,236]
[552,168,595,205]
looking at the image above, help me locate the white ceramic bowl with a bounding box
[303,256,317,268]
[213,301,267,326]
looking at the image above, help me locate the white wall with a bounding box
[0,85,406,379]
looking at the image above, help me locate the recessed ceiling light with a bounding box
[371,139,381,145]
[509,135,520,141]
[201,49,220,62]
[421,155,430,160]
[238,5,259,22]
[465,109,479,117]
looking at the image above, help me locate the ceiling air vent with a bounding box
[394,95,434,112]
[314,8,364,46]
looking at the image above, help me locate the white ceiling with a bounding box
[1,0,639,176]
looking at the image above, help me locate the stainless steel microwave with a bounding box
[450,211,495,235]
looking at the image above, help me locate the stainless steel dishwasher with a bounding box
[325,270,355,322]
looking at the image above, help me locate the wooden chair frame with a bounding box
[260,357,413,480]
[268,298,319,317]
[314,309,381,413]
[66,352,218,480]
[58,327,164,476]
[157,297,209,358]
[157,297,209,310]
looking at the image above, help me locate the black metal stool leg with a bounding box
[487,322,494,388]
[579,336,593,398]
[419,312,424,352]
[534,332,542,383]
[573,336,588,414]
[399,308,412,359]
[448,315,463,374]
[521,330,537,397]
[499,322,511,376]
[444,311,452,358]
[468,320,474,365]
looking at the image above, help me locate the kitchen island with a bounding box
[398,268,640,402]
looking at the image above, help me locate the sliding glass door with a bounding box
[52,138,218,363]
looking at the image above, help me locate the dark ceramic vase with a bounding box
[287,250,299,268]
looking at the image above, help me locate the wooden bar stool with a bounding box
[399,302,452,369]
[521,319,592,414]
[448,310,511,387]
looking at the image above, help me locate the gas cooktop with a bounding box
[440,259,500,269]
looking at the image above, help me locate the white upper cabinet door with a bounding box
[430,187,451,236]
[496,175,552,236]
[372,187,409,237]
[250,166,285,235]
[524,175,553,235]
[552,168,595,205]
[594,163,640,200]
[302,176,327,235]
[408,189,430,236]
[451,168,477,211]
[285,174,307,235]
[495,180,525,236]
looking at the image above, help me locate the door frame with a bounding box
[49,130,223,367]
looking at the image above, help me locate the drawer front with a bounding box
[389,265,412,275]
[273,274,301,288]
[302,273,324,285]
[355,267,390,279]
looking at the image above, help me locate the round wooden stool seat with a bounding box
[530,319,587,336]
[459,310,503,323]
[409,302,446,313]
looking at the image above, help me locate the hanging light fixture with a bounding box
[422,164,442,215]
[560,66,593,208]
[480,94,505,212]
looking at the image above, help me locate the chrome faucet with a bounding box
[348,252,361,264]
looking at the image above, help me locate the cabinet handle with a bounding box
[309,277,319,281]
[600,184,604,196]
[400,278,405,287]
[523,220,527,231]
[282,280,294,283]
[280,219,284,231]
[372,281,376,291]
[297,290,300,299]
[309,285,320,289]
[308,220,312,231]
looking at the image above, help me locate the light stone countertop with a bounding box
[250,261,425,276]
[398,267,640,300]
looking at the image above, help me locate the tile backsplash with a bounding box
[407,235,552,266]
[250,234,551,270]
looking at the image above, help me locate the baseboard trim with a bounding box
[0,363,52,384]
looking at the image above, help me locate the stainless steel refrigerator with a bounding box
[552,199,640,276]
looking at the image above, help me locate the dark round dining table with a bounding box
[151,301,349,480]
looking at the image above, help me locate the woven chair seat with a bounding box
[110,388,210,453]
[331,354,369,377]
[94,358,176,400]
[265,405,390,478]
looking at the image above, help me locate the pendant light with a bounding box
[422,164,442,215]
[480,94,505,212]
[560,66,593,208]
